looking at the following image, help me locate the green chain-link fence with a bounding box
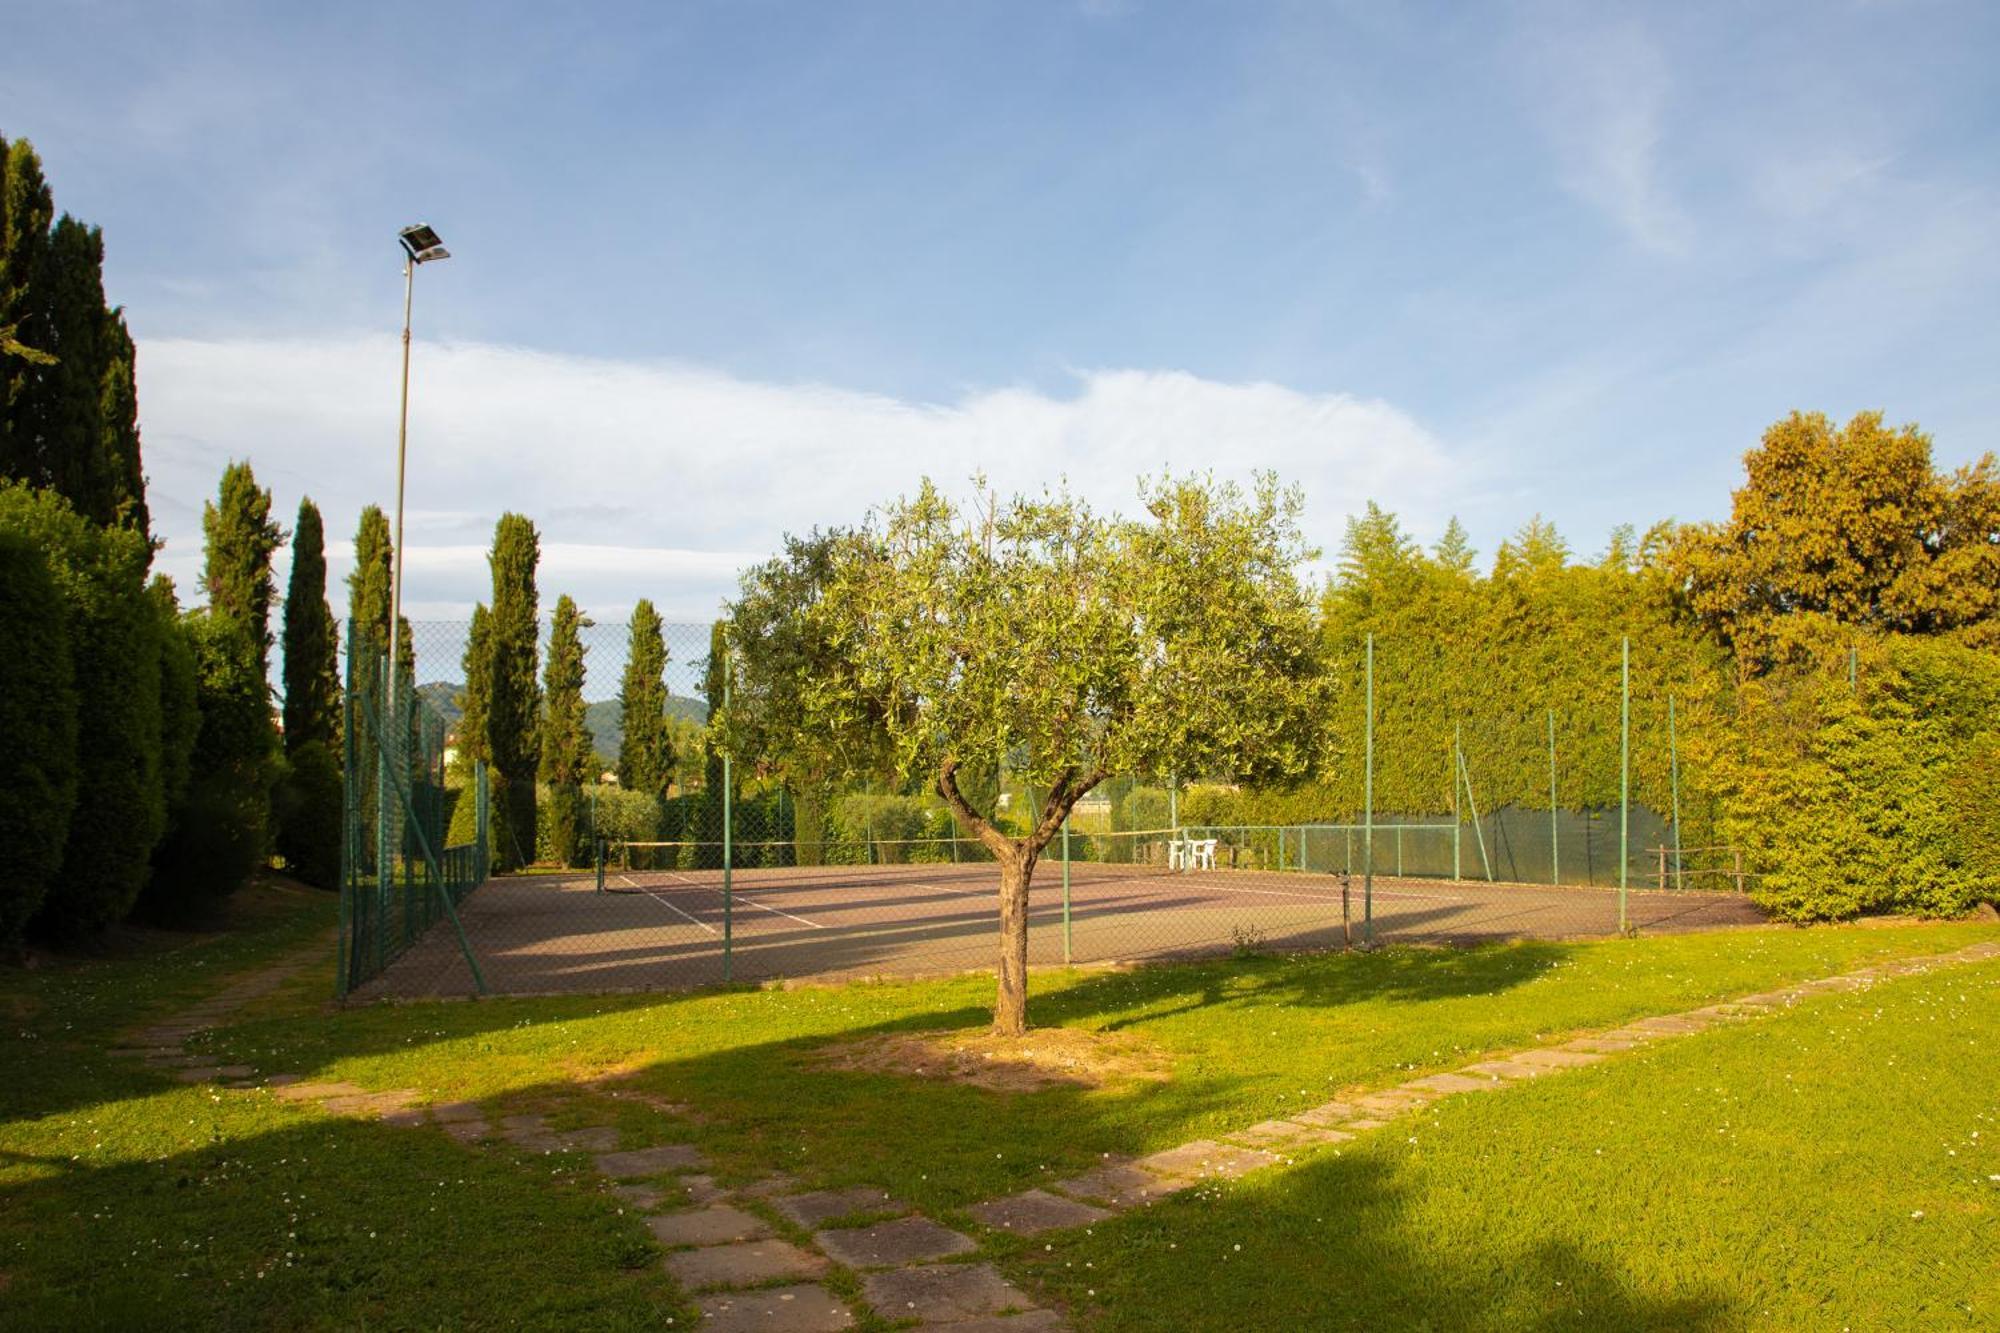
[333,620,1761,1002]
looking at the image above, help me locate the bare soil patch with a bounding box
[809,1026,1174,1092]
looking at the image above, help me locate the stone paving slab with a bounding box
[814,1216,976,1269]
[680,1175,731,1206]
[860,1262,1039,1324]
[1341,1118,1389,1132]
[1561,1037,1641,1054]
[1404,1072,1499,1094]
[1512,1049,1605,1069]
[1352,1091,1430,1115]
[645,1204,771,1248]
[595,1144,707,1178]
[948,1312,1069,1332]
[1223,1120,1350,1151]
[773,1187,909,1230]
[967,1188,1112,1236]
[439,1118,489,1145]
[1459,1060,1549,1081]
[665,1239,827,1290]
[547,1125,621,1153]
[610,1182,669,1211]
[697,1284,855,1332]
[262,1072,306,1087]
[1133,1140,1279,1182]
[1291,1101,1363,1126]
[1628,1016,1711,1034]
[213,1064,256,1078]
[272,1081,367,1102]
[1048,1162,1186,1209]
[429,1100,484,1122]
[174,1067,222,1083]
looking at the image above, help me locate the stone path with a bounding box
[109,932,2000,1330]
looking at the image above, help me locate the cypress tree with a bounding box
[202,461,283,675]
[618,599,674,804]
[539,594,593,866]
[281,497,339,751]
[456,603,492,769]
[485,513,540,868]
[0,137,149,537]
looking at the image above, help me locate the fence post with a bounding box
[1733,848,1744,894]
[1061,814,1073,966]
[1451,725,1462,882]
[338,628,355,1001]
[1669,693,1684,892]
[1657,844,1666,890]
[732,652,740,976]
[1619,636,1631,934]
[475,760,490,880]
[1547,709,1559,888]
[1363,632,1375,946]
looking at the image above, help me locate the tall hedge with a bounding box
[0,528,77,951]
[0,482,165,938]
[143,611,276,918]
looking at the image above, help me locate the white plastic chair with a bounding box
[1167,838,1187,871]
[1191,839,1218,871]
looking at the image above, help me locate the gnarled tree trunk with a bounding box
[937,756,1108,1037]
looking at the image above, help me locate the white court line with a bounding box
[659,870,825,929]
[616,874,719,935]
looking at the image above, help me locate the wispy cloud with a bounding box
[140,336,1471,620]
[1518,11,1690,256]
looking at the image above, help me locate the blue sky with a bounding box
[8,0,1999,627]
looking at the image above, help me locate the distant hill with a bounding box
[416,682,706,758]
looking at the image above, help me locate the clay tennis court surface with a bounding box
[353,859,1766,1000]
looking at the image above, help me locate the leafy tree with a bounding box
[0,136,148,537]
[539,594,593,867]
[617,599,675,807]
[0,528,77,952]
[795,475,1326,1035]
[143,611,276,916]
[725,533,868,863]
[281,497,338,750]
[0,481,165,938]
[1669,410,2000,665]
[486,513,541,868]
[202,461,284,675]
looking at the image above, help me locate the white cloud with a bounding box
[140,335,1468,622]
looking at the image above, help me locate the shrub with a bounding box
[275,739,342,889]
[142,612,274,919]
[1,483,165,939]
[0,530,78,951]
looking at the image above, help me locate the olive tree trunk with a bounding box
[938,758,1107,1037]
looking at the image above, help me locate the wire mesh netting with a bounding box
[339,619,1766,1002]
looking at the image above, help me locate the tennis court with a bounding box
[353,854,1765,1000]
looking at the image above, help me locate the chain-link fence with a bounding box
[338,620,1763,1001]
[338,621,488,997]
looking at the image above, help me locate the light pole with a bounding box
[387,223,449,715]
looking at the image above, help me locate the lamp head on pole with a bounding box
[398,223,450,264]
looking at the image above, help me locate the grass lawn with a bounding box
[1019,949,2000,1331]
[3,881,1994,1328]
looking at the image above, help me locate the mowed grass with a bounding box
[203,918,1995,1212]
[1018,952,2000,1331]
[0,883,688,1330]
[2,882,1994,1329]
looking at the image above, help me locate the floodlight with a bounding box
[398,223,449,263]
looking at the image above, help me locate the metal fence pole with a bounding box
[1668,693,1683,892]
[1547,709,1559,888]
[1456,720,1472,876]
[337,630,355,1000]
[1363,631,1375,946]
[722,660,734,982]
[1619,636,1631,934]
[1061,814,1073,965]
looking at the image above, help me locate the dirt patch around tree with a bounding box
[809,1025,1175,1093]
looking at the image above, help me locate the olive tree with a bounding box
[799,474,1325,1035]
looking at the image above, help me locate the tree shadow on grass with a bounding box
[1011,1148,1737,1332]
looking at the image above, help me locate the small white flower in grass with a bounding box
[1912,1211,1924,1219]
